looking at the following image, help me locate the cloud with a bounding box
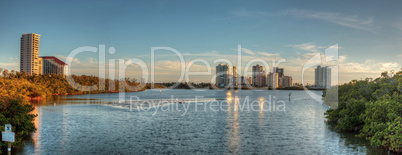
[56,55,80,64]
[0,57,19,71]
[284,9,375,32]
[338,55,347,63]
[338,61,400,74]
[379,62,399,70]
[230,9,375,32]
[288,43,343,53]
[239,48,282,59]
[288,43,324,52]
[256,52,281,59]
[9,57,18,62]
[241,48,256,55]
[0,63,19,71]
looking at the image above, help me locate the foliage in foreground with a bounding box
[323,69,402,152]
[0,90,36,153]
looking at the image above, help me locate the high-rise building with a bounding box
[282,76,293,87]
[268,72,279,88]
[255,71,267,87]
[216,63,237,87]
[20,33,42,75]
[252,64,264,86]
[41,56,69,76]
[232,66,238,86]
[315,66,331,88]
[239,75,250,85]
[273,67,284,78]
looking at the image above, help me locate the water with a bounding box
[20,89,384,154]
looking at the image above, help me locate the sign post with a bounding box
[2,124,14,155]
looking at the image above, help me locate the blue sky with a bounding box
[0,0,401,84]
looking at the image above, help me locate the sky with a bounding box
[0,0,401,84]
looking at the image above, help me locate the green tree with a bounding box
[324,69,402,152]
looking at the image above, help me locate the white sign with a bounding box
[2,132,15,142]
[5,124,11,132]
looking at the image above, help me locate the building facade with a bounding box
[273,67,284,77]
[282,76,293,88]
[255,71,267,87]
[239,75,251,85]
[20,33,42,75]
[41,56,69,76]
[267,72,279,88]
[252,64,264,86]
[315,66,331,88]
[216,63,237,87]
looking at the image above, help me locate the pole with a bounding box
[8,142,11,155]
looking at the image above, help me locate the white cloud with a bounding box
[256,52,281,59]
[0,63,19,71]
[285,9,375,32]
[338,55,347,63]
[379,62,399,70]
[288,43,324,52]
[9,57,18,62]
[0,57,19,71]
[241,48,256,55]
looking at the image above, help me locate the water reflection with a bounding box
[62,107,68,150]
[226,91,233,103]
[226,91,240,154]
[31,106,42,153]
[258,97,264,124]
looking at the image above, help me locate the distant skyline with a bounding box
[0,0,401,84]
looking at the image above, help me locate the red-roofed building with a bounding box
[41,56,69,76]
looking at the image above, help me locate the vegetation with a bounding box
[0,68,166,152]
[323,69,402,152]
[162,82,212,89]
[0,69,166,98]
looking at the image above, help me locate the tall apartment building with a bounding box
[315,66,331,88]
[282,76,293,87]
[252,64,264,86]
[267,72,279,88]
[41,56,69,76]
[255,71,267,87]
[273,67,284,77]
[216,63,237,87]
[20,33,42,75]
[239,75,251,85]
[232,66,238,86]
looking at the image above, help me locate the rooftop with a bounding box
[40,56,68,66]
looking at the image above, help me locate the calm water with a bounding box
[20,89,384,154]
